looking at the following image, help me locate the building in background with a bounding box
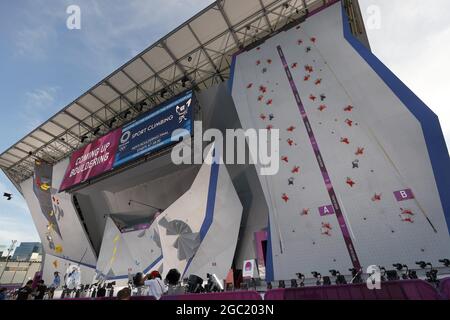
[12,242,42,262]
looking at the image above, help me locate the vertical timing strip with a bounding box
[277,45,362,270]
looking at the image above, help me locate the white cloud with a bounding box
[21,86,60,131]
[360,0,450,151]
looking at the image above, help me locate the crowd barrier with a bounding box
[31,279,450,301]
[440,278,450,300]
[264,280,440,300]
[160,291,262,301]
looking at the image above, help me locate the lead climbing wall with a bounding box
[231,3,450,280]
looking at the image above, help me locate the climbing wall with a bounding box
[21,157,97,278]
[231,3,450,279]
[95,216,162,280]
[157,144,243,281]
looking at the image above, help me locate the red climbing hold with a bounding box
[257,95,264,102]
[282,156,289,163]
[309,94,317,101]
[260,114,267,121]
[301,208,310,216]
[401,208,414,216]
[305,65,314,73]
[266,99,273,106]
[292,166,300,174]
[315,78,322,85]
[321,222,332,236]
[267,59,272,64]
[346,177,355,187]
[291,62,298,69]
[287,126,296,132]
[401,216,414,223]
[344,105,354,112]
[256,60,261,66]
[304,75,311,81]
[318,105,327,112]
[345,119,353,127]
[266,125,273,131]
[355,147,365,156]
[282,193,289,203]
[372,193,382,202]
[340,137,350,145]
[247,83,253,89]
[287,138,295,146]
[310,37,317,43]
[259,85,267,93]
[297,39,303,45]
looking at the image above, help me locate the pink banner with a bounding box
[59,129,122,191]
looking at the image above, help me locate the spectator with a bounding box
[133,272,146,296]
[117,287,131,300]
[165,269,184,296]
[0,287,7,300]
[48,272,60,299]
[144,270,167,300]
[35,280,47,300]
[16,280,33,300]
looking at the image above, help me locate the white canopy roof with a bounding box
[1,0,339,188]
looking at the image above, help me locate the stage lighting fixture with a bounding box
[439,259,450,267]
[349,268,362,284]
[426,269,438,284]
[283,3,289,9]
[408,270,418,279]
[278,280,285,288]
[181,76,189,88]
[122,110,131,119]
[3,193,12,201]
[379,267,387,282]
[205,273,224,292]
[322,276,331,286]
[138,101,147,112]
[416,261,428,269]
[393,263,404,271]
[296,273,305,287]
[385,270,399,281]
[311,271,322,286]
[108,117,117,128]
[329,269,339,277]
[187,274,204,294]
[80,135,88,143]
[187,56,193,63]
[93,127,101,136]
[336,275,347,285]
[290,279,298,288]
[160,89,168,98]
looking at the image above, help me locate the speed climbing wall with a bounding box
[231,2,450,280]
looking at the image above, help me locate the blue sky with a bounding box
[1,0,449,247]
